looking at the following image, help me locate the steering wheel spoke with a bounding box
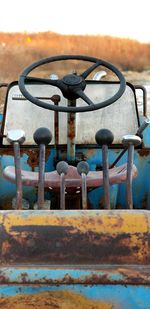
[19,55,126,113]
[81,61,102,79]
[73,89,94,106]
[24,76,61,87]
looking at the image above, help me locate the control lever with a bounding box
[7,129,25,209]
[122,135,141,209]
[77,161,89,209]
[95,129,114,209]
[111,118,150,168]
[33,127,52,209]
[136,118,150,137]
[56,161,69,210]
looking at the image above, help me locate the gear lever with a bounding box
[56,161,69,210]
[122,135,141,209]
[7,129,25,209]
[77,161,89,209]
[95,129,114,209]
[33,127,52,209]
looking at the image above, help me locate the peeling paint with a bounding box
[0,210,150,265]
[0,290,113,309]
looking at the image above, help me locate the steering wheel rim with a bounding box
[18,54,126,113]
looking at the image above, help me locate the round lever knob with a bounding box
[95,129,114,146]
[77,161,89,175]
[7,129,25,144]
[33,127,52,145]
[56,161,69,175]
[122,135,141,147]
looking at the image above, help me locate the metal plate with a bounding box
[3,82,139,145]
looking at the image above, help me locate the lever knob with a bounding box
[95,129,114,146]
[7,129,25,144]
[56,161,69,175]
[122,135,141,147]
[33,127,52,145]
[77,161,89,175]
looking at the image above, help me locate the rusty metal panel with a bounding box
[0,265,150,285]
[0,284,150,308]
[0,286,120,308]
[0,209,150,265]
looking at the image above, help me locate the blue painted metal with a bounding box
[0,284,150,308]
[1,127,150,208]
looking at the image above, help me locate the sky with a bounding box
[0,0,149,43]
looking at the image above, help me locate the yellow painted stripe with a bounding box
[1,210,150,234]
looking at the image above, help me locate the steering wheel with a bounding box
[18,55,126,113]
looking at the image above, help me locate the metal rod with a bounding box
[67,99,76,162]
[13,142,22,210]
[60,172,66,210]
[126,144,134,209]
[134,85,147,117]
[102,144,110,209]
[81,172,87,209]
[136,118,150,136]
[54,98,59,161]
[37,143,45,208]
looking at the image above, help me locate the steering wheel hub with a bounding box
[63,74,83,86]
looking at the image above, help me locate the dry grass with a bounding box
[0,31,150,113]
[0,31,150,83]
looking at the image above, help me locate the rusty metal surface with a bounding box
[13,143,23,209]
[0,210,150,266]
[0,147,51,169]
[0,265,150,285]
[0,289,113,309]
[67,99,76,161]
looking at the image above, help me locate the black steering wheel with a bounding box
[18,55,126,113]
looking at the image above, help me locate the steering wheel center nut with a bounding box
[63,74,83,86]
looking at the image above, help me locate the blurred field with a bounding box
[0,31,150,81]
[0,31,150,112]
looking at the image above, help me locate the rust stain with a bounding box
[68,114,76,140]
[141,193,148,209]
[0,266,150,285]
[0,147,51,169]
[1,241,11,255]
[26,149,51,169]
[138,148,150,157]
[0,210,150,265]
[0,290,113,309]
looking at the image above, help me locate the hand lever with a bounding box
[56,161,69,210]
[122,135,141,209]
[77,161,89,209]
[33,127,52,209]
[95,129,114,209]
[7,129,25,209]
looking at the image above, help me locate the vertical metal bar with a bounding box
[13,142,22,210]
[102,144,110,209]
[54,101,59,161]
[60,172,65,210]
[136,118,150,136]
[81,172,87,209]
[126,144,134,209]
[67,99,76,161]
[38,143,45,209]
[134,85,147,117]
